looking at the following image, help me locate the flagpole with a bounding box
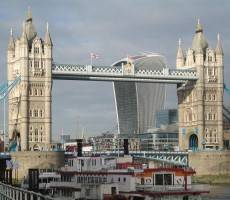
[90,54,93,66]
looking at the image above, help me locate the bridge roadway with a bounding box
[90,151,189,166]
[0,182,53,200]
[52,64,197,84]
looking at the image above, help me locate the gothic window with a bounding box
[29,60,33,68]
[40,89,43,96]
[208,56,212,62]
[208,113,212,120]
[209,94,212,101]
[208,69,212,76]
[213,113,216,120]
[34,110,38,117]
[34,60,39,69]
[30,126,33,130]
[34,89,38,96]
[212,94,216,101]
[205,128,209,133]
[40,110,43,118]
[34,47,39,54]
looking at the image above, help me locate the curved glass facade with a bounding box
[113,54,166,135]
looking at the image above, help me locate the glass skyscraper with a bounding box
[112,54,166,135]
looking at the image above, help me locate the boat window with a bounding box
[155,173,172,185]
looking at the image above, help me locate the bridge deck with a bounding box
[52,64,197,83]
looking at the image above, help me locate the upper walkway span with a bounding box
[52,63,198,84]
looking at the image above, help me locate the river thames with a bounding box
[202,185,230,200]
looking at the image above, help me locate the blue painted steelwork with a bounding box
[224,83,230,96]
[0,76,21,101]
[0,76,21,150]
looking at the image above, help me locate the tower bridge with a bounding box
[5,10,225,153]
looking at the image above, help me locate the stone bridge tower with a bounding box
[7,10,52,151]
[177,20,224,150]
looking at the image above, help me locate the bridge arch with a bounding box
[189,134,198,151]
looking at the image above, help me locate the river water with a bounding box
[201,185,230,200]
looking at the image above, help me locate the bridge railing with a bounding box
[0,182,53,200]
[52,64,198,81]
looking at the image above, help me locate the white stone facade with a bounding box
[177,21,224,150]
[7,10,52,151]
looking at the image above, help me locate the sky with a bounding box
[0,0,230,140]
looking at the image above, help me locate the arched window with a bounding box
[34,47,39,54]
[40,89,43,96]
[34,89,38,96]
[212,94,216,101]
[34,60,39,69]
[208,55,212,62]
[40,110,43,118]
[213,113,216,120]
[34,110,38,117]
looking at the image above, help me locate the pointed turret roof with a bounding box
[44,22,52,46]
[25,8,37,45]
[177,38,184,59]
[215,33,223,55]
[8,28,15,51]
[192,19,208,53]
[20,21,28,44]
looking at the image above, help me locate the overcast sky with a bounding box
[0,0,230,140]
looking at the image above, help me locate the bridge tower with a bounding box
[7,10,52,151]
[177,20,224,150]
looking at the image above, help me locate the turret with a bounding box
[44,22,52,46]
[44,22,52,58]
[25,8,37,46]
[191,19,208,54]
[176,38,185,68]
[20,22,28,45]
[185,48,194,66]
[7,28,15,60]
[215,33,223,66]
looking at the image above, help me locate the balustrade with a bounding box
[0,182,53,200]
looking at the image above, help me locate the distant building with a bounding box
[112,54,166,135]
[89,133,140,152]
[140,124,178,151]
[155,109,178,128]
[60,134,71,143]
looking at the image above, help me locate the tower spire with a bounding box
[44,22,52,46]
[216,33,223,55]
[20,21,28,44]
[196,18,203,33]
[8,28,15,51]
[176,38,184,68]
[26,6,32,22]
